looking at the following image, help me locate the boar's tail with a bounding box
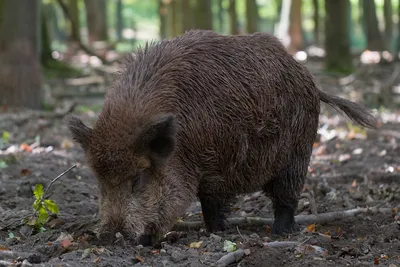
[318,89,378,129]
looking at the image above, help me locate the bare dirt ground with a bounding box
[0,62,399,267]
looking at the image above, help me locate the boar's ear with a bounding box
[136,114,177,165]
[65,115,93,151]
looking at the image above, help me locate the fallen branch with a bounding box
[216,249,244,267]
[263,241,300,248]
[173,206,395,231]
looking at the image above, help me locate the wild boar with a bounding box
[66,29,377,246]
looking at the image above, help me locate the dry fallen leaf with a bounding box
[351,179,357,187]
[93,258,101,263]
[374,257,379,265]
[20,168,31,176]
[380,254,389,259]
[189,241,203,248]
[61,239,72,249]
[306,223,316,233]
[135,255,145,262]
[151,249,160,255]
[0,246,9,250]
[20,143,32,152]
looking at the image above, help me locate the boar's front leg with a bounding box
[198,191,235,233]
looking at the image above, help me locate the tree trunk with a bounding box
[362,0,384,51]
[41,2,53,65]
[159,0,168,39]
[68,0,80,42]
[313,0,320,45]
[0,0,42,109]
[0,0,4,28]
[324,0,353,74]
[218,0,224,32]
[288,0,302,53]
[168,0,182,38]
[228,0,239,34]
[116,0,123,41]
[84,0,108,43]
[384,0,393,51]
[182,0,194,32]
[195,0,213,30]
[246,0,259,33]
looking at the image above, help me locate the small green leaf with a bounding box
[36,206,49,226]
[0,161,8,169]
[39,226,47,233]
[223,240,237,252]
[2,131,10,143]
[44,199,59,214]
[8,232,15,239]
[33,184,44,199]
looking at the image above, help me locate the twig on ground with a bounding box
[263,241,300,248]
[301,192,318,215]
[0,250,29,260]
[44,164,76,198]
[216,249,245,267]
[173,206,395,230]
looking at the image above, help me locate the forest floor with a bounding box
[0,60,399,267]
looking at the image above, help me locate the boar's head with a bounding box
[66,112,190,246]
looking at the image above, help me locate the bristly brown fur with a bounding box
[66,29,377,245]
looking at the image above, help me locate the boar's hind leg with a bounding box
[198,193,235,233]
[264,162,307,235]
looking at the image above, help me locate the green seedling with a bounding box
[0,131,10,150]
[28,165,76,232]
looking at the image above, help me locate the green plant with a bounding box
[27,164,76,232]
[28,184,59,232]
[0,131,10,150]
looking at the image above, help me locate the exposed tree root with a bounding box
[216,249,245,267]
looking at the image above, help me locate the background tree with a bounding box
[0,0,42,109]
[195,0,212,30]
[362,0,384,51]
[84,0,109,43]
[182,0,194,33]
[159,0,168,39]
[313,0,320,45]
[383,0,393,51]
[324,0,353,74]
[246,0,259,33]
[116,0,124,41]
[228,0,239,34]
[288,0,302,53]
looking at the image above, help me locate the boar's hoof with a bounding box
[96,231,117,245]
[137,234,153,247]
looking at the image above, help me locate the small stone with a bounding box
[160,249,167,254]
[262,236,271,242]
[244,249,251,256]
[249,233,259,239]
[210,233,222,242]
[171,250,188,263]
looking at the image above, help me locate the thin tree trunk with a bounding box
[324,0,353,74]
[313,0,320,45]
[362,0,384,51]
[182,0,194,32]
[228,0,239,34]
[84,0,108,43]
[116,0,123,41]
[159,0,168,39]
[288,0,302,53]
[195,0,213,30]
[41,2,53,65]
[218,0,224,32]
[0,0,42,109]
[246,0,259,33]
[68,0,80,42]
[384,0,393,51]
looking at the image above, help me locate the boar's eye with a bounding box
[132,172,149,192]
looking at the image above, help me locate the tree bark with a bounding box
[195,0,213,30]
[84,0,108,43]
[362,0,384,51]
[313,0,320,45]
[0,0,42,109]
[246,0,259,33]
[116,0,123,41]
[159,0,168,39]
[288,0,302,53]
[68,0,80,42]
[41,2,53,65]
[384,0,393,51]
[218,0,224,32]
[182,0,194,32]
[168,0,182,38]
[324,0,353,74]
[228,0,239,34]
